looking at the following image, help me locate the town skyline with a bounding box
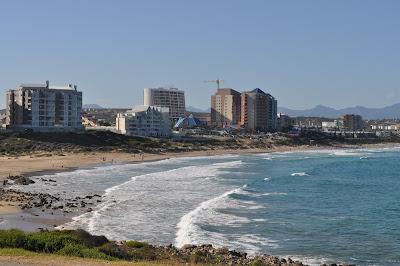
[1,1,400,110]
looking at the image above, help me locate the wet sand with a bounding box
[0,201,20,215]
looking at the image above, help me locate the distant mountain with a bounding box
[186,106,211,113]
[278,104,400,120]
[83,104,103,109]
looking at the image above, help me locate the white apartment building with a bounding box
[5,80,83,132]
[116,106,171,137]
[370,124,399,131]
[322,120,343,131]
[143,87,186,121]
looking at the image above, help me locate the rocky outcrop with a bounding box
[7,175,35,185]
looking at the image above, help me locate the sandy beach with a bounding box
[0,201,20,215]
[0,146,310,182]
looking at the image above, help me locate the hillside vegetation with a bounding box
[0,130,398,156]
[0,229,305,266]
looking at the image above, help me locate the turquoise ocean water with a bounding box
[13,147,400,265]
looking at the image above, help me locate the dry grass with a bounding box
[0,248,193,266]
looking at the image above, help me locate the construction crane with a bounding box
[205,79,224,90]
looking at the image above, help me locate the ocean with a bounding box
[13,147,400,265]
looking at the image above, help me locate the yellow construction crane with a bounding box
[205,79,224,90]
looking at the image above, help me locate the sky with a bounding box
[1,0,400,110]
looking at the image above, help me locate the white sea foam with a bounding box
[329,150,369,156]
[174,184,268,250]
[264,177,271,181]
[291,172,309,177]
[175,187,242,247]
[60,160,246,240]
[262,192,287,196]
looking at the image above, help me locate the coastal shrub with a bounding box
[70,229,108,247]
[25,231,82,253]
[57,243,114,260]
[0,229,26,248]
[125,240,147,248]
[0,229,110,254]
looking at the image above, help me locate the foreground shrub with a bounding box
[25,230,82,253]
[0,229,110,253]
[125,240,147,248]
[70,229,108,247]
[57,243,114,260]
[0,229,26,248]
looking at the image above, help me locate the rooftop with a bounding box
[17,81,79,91]
[20,84,47,88]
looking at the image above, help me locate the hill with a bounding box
[279,103,400,119]
[83,104,103,109]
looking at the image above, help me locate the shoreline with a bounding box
[1,142,399,219]
[1,141,398,219]
[2,142,398,183]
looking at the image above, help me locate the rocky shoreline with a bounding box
[1,176,102,215]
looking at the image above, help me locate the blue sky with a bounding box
[1,0,400,110]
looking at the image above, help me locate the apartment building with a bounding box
[211,88,241,128]
[240,88,277,132]
[5,80,83,132]
[343,114,364,131]
[116,106,171,137]
[143,87,186,121]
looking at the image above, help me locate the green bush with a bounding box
[70,229,108,247]
[0,229,26,248]
[57,243,114,260]
[25,230,82,253]
[125,240,147,248]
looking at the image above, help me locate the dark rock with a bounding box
[182,244,197,250]
[12,176,35,185]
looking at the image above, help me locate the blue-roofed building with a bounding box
[174,114,203,129]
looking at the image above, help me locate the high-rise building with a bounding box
[343,114,364,131]
[240,88,277,132]
[116,106,171,137]
[143,87,186,121]
[211,88,241,128]
[5,80,83,132]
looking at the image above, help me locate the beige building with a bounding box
[211,88,241,128]
[143,87,186,121]
[5,80,83,132]
[116,106,171,137]
[240,88,277,132]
